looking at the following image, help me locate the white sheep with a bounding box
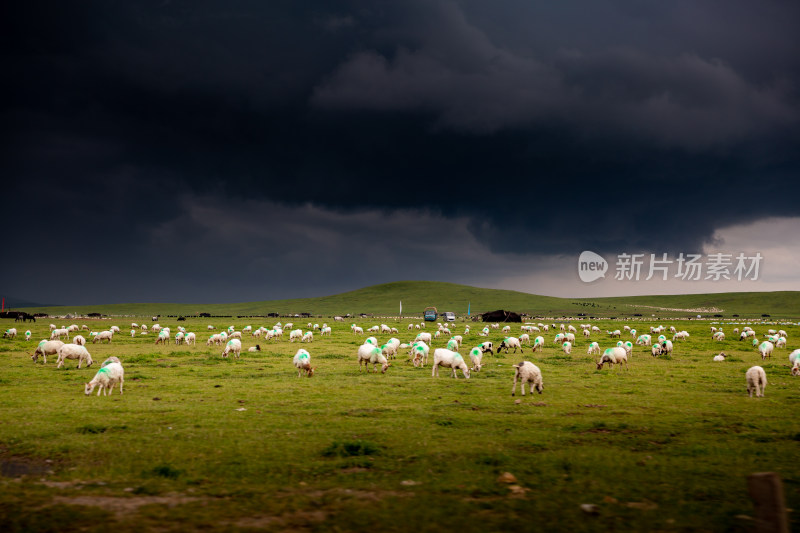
[73,335,86,346]
[789,349,800,376]
[84,362,124,396]
[596,347,628,370]
[222,339,242,359]
[713,331,725,341]
[532,336,545,352]
[24,330,31,341]
[673,331,689,341]
[511,361,543,396]
[587,342,600,356]
[519,333,531,346]
[3,328,17,339]
[175,332,185,345]
[446,338,459,352]
[32,340,64,364]
[92,331,113,344]
[56,344,94,369]
[208,325,215,330]
[101,356,121,367]
[415,332,432,345]
[301,331,314,343]
[289,329,303,342]
[130,329,136,338]
[502,325,511,333]
[713,352,726,362]
[364,336,378,346]
[746,366,767,397]
[758,341,774,361]
[248,344,261,352]
[293,349,315,377]
[776,336,787,349]
[607,330,621,338]
[357,344,390,373]
[155,331,169,345]
[185,332,196,345]
[352,326,364,335]
[660,340,673,356]
[651,344,662,357]
[50,328,69,340]
[410,341,430,367]
[498,337,523,354]
[431,348,470,379]
[636,334,651,346]
[320,326,332,336]
[468,346,484,371]
[110,325,121,334]
[582,329,591,338]
[562,341,572,354]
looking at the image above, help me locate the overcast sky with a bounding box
[2,1,799,305]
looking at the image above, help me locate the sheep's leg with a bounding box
[432,364,438,377]
[511,377,518,396]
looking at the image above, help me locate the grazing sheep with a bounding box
[591,326,600,333]
[636,334,652,346]
[381,338,401,360]
[415,332,432,345]
[431,348,470,379]
[568,325,577,333]
[519,333,530,346]
[673,331,689,341]
[301,331,314,343]
[562,341,572,354]
[713,352,727,362]
[50,328,69,340]
[352,326,364,335]
[607,330,621,338]
[596,347,628,370]
[184,332,196,345]
[587,342,601,356]
[248,344,261,352]
[84,362,124,396]
[582,329,591,338]
[446,338,459,352]
[293,349,315,377]
[92,331,113,344]
[651,344,662,357]
[410,341,430,367]
[479,341,494,355]
[110,326,121,334]
[357,344,390,373]
[320,326,332,336]
[498,337,523,354]
[776,336,787,349]
[758,341,774,361]
[502,325,511,333]
[745,366,767,397]
[713,332,725,341]
[130,329,136,338]
[553,333,565,344]
[364,336,378,346]
[532,336,545,352]
[660,340,673,356]
[101,356,121,367]
[511,361,543,396]
[32,340,64,364]
[789,349,800,376]
[3,328,17,339]
[25,330,31,341]
[56,344,94,369]
[175,332,185,345]
[222,339,242,359]
[73,335,86,346]
[468,346,484,371]
[289,329,303,342]
[155,331,169,345]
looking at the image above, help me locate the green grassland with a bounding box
[15,281,800,319]
[1,313,799,532]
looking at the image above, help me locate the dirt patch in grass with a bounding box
[233,509,327,529]
[50,493,201,518]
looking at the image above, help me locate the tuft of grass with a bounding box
[321,440,381,458]
[147,464,183,479]
[77,424,107,434]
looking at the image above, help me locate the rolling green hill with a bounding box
[10,281,800,319]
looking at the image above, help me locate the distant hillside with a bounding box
[0,294,55,309]
[10,281,800,320]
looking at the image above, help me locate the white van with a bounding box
[443,312,456,322]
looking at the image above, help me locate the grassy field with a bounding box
[1,315,799,532]
[13,281,800,319]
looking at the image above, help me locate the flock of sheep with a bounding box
[7,317,799,399]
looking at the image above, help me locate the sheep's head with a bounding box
[381,362,391,373]
[792,365,800,377]
[84,383,94,395]
[307,367,316,378]
[536,382,544,394]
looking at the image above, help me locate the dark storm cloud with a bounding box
[2,0,798,303]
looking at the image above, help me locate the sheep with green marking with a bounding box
[409,341,430,367]
[758,341,774,360]
[32,340,64,364]
[587,341,600,356]
[85,361,124,396]
[596,347,628,370]
[293,349,315,377]
[222,339,242,359]
[511,361,543,396]
[431,348,470,379]
[357,344,390,373]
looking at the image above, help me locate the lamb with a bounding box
[84,362,124,396]
[564,332,576,344]
[357,344,390,373]
[451,335,463,348]
[293,349,315,377]
[248,344,261,352]
[431,348,470,379]
[713,331,725,341]
[31,340,64,364]
[141,324,148,332]
[3,328,17,339]
[479,327,490,337]
[568,325,577,333]
[553,333,565,344]
[582,329,591,338]
[56,343,94,369]
[208,325,215,330]
[229,331,242,340]
[222,339,242,359]
[410,341,430,367]
[591,326,600,333]
[130,329,136,338]
[498,337,523,354]
[73,335,86,346]
[776,336,787,349]
[301,331,314,343]
[446,338,459,352]
[587,342,600,356]
[289,329,303,342]
[408,323,414,330]
[511,361,543,396]
[596,347,628,370]
[758,341,774,361]
[745,366,767,397]
[713,352,727,362]
[789,349,800,376]
[92,330,113,344]
[207,333,222,346]
[368,325,380,333]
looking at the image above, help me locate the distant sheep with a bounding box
[248,344,261,352]
[511,361,543,396]
[3,328,17,339]
[587,342,600,356]
[745,366,767,397]
[713,352,727,362]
